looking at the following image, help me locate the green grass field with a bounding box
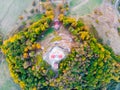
[0,0,33,36]
[70,0,103,16]
[0,61,21,90]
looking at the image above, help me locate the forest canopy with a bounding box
[1,13,120,90]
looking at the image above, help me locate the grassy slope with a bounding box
[70,0,103,16]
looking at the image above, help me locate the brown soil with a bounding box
[40,25,74,55]
[82,1,120,55]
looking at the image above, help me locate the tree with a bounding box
[23,53,29,59]
[36,43,41,49]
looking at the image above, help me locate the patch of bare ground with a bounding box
[40,25,75,55]
[82,1,120,55]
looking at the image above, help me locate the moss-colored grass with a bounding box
[117,27,120,36]
[30,13,44,22]
[89,25,99,38]
[50,36,62,42]
[36,53,43,66]
[88,25,103,44]
[39,27,54,41]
